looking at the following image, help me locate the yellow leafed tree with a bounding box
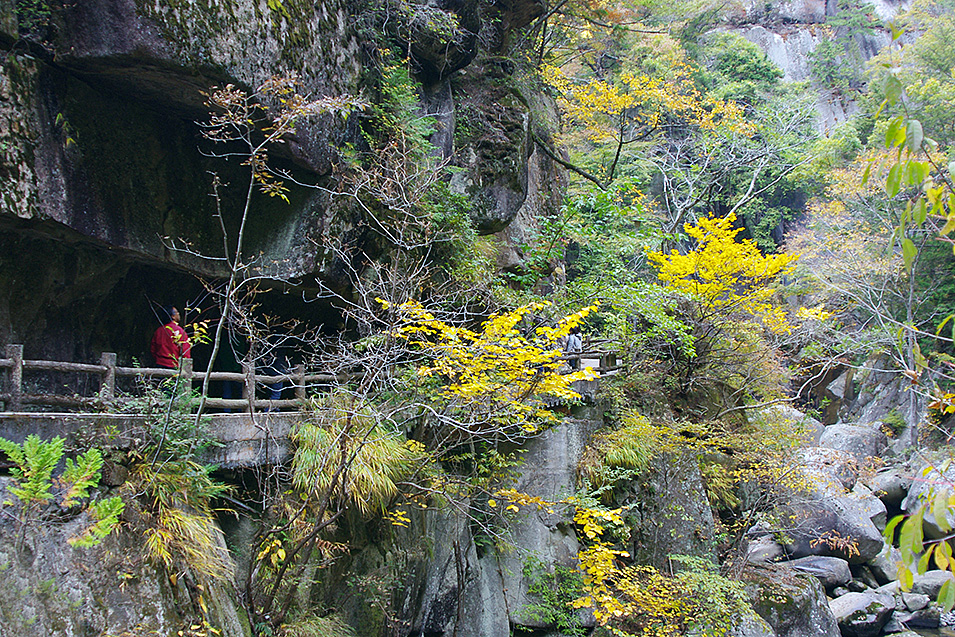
[386,300,598,434]
[647,213,798,332]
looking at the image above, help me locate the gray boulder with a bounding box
[787,556,851,590]
[881,615,905,633]
[625,451,717,569]
[818,424,888,465]
[864,470,912,509]
[781,468,886,564]
[828,591,894,637]
[499,420,596,629]
[802,446,859,489]
[746,536,785,564]
[852,564,881,590]
[757,405,825,446]
[901,592,930,611]
[743,564,840,637]
[868,545,902,585]
[911,570,955,600]
[729,613,776,637]
[895,604,941,628]
[851,484,888,530]
[876,581,900,596]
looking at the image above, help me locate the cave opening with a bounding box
[0,58,360,407]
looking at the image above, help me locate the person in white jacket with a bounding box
[566,326,582,370]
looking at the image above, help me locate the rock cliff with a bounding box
[0,0,561,365]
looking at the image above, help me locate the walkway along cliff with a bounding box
[0,0,953,636]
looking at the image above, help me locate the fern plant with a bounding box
[0,434,62,510]
[0,434,123,547]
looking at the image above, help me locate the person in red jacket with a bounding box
[150,306,192,369]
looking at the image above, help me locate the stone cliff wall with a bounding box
[717,0,908,131]
[0,0,561,364]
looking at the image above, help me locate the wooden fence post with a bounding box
[100,352,116,399]
[6,344,22,411]
[295,363,306,403]
[242,358,255,413]
[181,356,193,386]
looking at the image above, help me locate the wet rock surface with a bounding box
[830,591,894,637]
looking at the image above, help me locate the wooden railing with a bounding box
[0,344,351,412]
[0,343,624,413]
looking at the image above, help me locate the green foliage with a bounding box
[578,413,670,495]
[808,0,880,94]
[280,614,358,637]
[112,380,218,463]
[292,393,424,516]
[60,448,105,508]
[106,380,231,578]
[792,119,863,186]
[701,33,783,103]
[667,555,752,637]
[346,60,481,273]
[519,556,586,636]
[713,38,783,85]
[699,458,742,510]
[266,0,290,18]
[881,408,908,435]
[14,0,53,36]
[69,496,125,548]
[0,434,123,547]
[366,63,435,155]
[549,181,696,364]
[0,434,61,507]
[808,36,859,95]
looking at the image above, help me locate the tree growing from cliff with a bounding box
[538,43,754,190]
[190,74,363,423]
[647,212,798,332]
[244,300,601,631]
[644,212,812,413]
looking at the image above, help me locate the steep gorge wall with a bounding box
[718,0,908,130]
[0,1,585,634]
[0,0,561,365]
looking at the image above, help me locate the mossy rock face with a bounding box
[0,54,41,221]
[405,0,481,82]
[55,0,361,176]
[450,56,543,234]
[623,451,717,570]
[452,89,529,232]
[742,564,840,637]
[0,520,251,637]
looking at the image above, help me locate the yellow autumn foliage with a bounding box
[646,213,798,332]
[387,300,599,431]
[541,59,755,147]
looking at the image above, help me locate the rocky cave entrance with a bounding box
[0,56,356,405]
[0,220,344,404]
